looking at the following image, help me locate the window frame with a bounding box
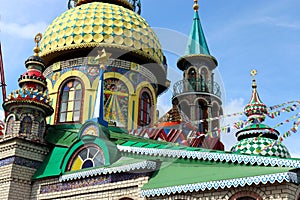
[56,78,84,124]
[138,90,153,127]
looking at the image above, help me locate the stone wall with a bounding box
[0,138,48,200]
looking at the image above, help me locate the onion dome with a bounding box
[40,2,163,65]
[231,137,290,158]
[3,34,54,116]
[244,71,268,123]
[231,70,290,158]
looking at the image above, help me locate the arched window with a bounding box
[229,191,262,200]
[58,79,83,123]
[38,119,46,139]
[6,115,15,136]
[104,78,129,127]
[20,116,32,135]
[195,99,208,133]
[138,91,152,127]
[237,197,255,200]
[188,68,197,91]
[200,68,209,92]
[67,145,105,171]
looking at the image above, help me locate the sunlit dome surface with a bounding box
[40,2,164,64]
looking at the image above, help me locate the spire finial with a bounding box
[250,69,257,89]
[193,0,199,11]
[33,33,42,56]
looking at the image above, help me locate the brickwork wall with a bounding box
[0,138,49,200]
[31,176,149,200]
[147,182,300,200]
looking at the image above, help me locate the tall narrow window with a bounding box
[138,92,152,127]
[58,79,82,123]
[20,116,32,134]
[6,116,15,136]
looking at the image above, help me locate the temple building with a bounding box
[0,0,299,199]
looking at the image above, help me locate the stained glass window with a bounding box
[58,79,82,123]
[104,78,128,127]
[20,116,32,134]
[68,145,105,171]
[138,92,152,127]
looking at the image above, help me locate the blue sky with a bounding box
[1,0,300,156]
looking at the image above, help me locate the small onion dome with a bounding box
[40,2,164,65]
[25,55,45,71]
[235,123,279,141]
[18,69,47,89]
[231,137,291,158]
[244,79,268,123]
[3,88,53,116]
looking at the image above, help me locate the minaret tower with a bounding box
[0,34,53,199]
[172,0,223,150]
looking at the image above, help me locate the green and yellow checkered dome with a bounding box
[40,2,164,64]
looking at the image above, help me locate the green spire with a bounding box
[185,2,210,56]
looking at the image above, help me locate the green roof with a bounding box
[142,159,293,190]
[185,11,210,55]
[33,146,68,179]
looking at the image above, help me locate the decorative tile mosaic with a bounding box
[40,173,148,194]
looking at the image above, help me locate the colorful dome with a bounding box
[40,2,163,64]
[244,79,268,123]
[231,137,291,158]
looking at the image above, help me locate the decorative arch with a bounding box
[37,119,46,140]
[137,87,154,127]
[187,67,197,91]
[57,78,84,123]
[194,98,208,132]
[228,190,264,200]
[200,67,209,92]
[61,136,117,173]
[5,114,16,136]
[66,143,105,171]
[136,82,156,129]
[19,114,33,136]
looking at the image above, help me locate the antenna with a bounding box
[0,43,7,118]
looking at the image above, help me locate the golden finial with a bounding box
[250,69,257,88]
[33,33,42,56]
[193,0,199,11]
[95,48,112,69]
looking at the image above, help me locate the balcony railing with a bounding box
[173,79,221,98]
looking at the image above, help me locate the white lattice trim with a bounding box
[117,145,300,168]
[141,172,298,197]
[59,160,156,182]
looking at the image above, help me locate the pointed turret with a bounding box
[231,70,290,158]
[2,34,53,142]
[185,1,210,56]
[172,0,223,150]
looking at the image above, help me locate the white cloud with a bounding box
[0,21,48,39]
[221,98,245,150]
